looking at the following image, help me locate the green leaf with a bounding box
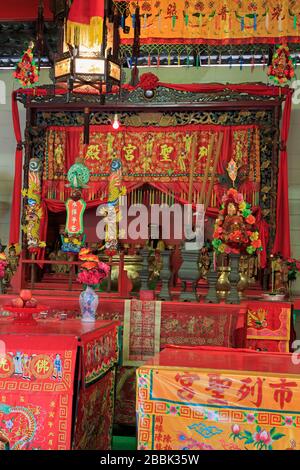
[244,430,253,437]
[269,427,276,436]
[256,425,261,432]
[245,438,254,445]
[272,433,285,440]
[245,13,255,19]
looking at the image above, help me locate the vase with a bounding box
[80,286,99,323]
[216,267,231,300]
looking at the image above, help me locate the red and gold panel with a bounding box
[81,324,120,386]
[0,335,77,450]
[43,124,260,200]
[246,301,292,353]
[114,0,300,46]
[73,369,115,450]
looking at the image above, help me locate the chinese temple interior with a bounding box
[1,0,300,453]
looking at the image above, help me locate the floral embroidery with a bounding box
[230,425,285,450]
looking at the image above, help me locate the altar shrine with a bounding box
[1,0,300,454]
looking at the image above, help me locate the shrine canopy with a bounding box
[0,1,53,21]
[115,0,300,45]
[10,82,292,261]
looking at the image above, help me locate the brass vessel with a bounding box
[216,267,231,300]
[101,254,142,292]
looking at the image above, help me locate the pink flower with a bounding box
[169,406,178,415]
[234,193,244,204]
[258,430,272,445]
[246,413,255,423]
[285,416,293,426]
[232,424,240,435]
[138,377,147,386]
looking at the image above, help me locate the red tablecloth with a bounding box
[0,297,294,427]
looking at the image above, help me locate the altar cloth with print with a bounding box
[137,346,300,450]
[0,319,119,450]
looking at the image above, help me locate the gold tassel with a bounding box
[66,17,103,48]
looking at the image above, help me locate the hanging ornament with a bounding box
[13,42,39,88]
[227,159,238,187]
[268,45,295,85]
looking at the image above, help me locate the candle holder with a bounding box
[139,248,150,292]
[226,254,240,304]
[205,252,220,304]
[158,250,172,301]
[178,241,200,302]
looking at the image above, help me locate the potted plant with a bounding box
[77,248,110,322]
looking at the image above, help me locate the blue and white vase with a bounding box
[79,286,99,323]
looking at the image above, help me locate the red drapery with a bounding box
[0,1,53,21]
[272,90,293,259]
[9,92,23,245]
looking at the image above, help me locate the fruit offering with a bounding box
[11,290,37,308]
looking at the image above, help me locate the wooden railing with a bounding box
[20,253,130,297]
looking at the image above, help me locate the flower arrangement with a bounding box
[138,72,160,91]
[77,248,110,288]
[13,44,39,88]
[212,188,263,256]
[268,44,295,85]
[0,253,8,280]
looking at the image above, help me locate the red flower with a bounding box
[272,6,283,20]
[246,214,255,225]
[195,1,204,11]
[142,1,151,12]
[248,2,257,11]
[252,239,262,249]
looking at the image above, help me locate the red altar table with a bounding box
[0,317,119,450]
[137,346,300,450]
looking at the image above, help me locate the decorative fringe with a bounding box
[66,17,103,48]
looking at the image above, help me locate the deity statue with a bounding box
[199,246,210,279]
[7,245,19,275]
